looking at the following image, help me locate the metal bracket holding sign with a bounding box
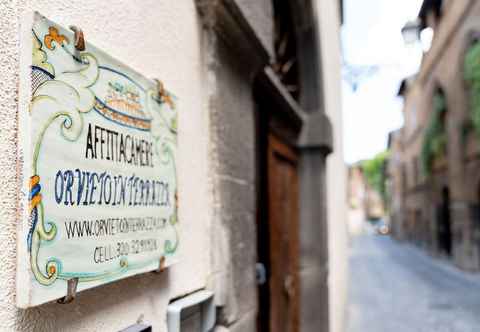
[167,290,215,332]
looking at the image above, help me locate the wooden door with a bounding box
[267,134,300,332]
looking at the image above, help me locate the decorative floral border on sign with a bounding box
[29,26,178,286]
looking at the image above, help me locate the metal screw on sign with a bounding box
[69,25,85,51]
[57,277,79,304]
[154,256,167,273]
[154,79,175,109]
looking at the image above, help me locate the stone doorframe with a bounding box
[195,1,333,331]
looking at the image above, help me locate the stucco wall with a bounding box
[0,0,346,331]
[315,1,348,332]
[3,1,211,330]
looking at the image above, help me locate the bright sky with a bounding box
[342,0,424,164]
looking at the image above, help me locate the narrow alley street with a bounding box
[347,235,480,332]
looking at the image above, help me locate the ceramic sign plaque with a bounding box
[17,12,178,307]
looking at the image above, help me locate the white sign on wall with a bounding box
[17,12,179,307]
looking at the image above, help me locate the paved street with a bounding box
[347,235,480,332]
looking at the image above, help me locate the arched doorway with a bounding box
[255,0,331,331]
[437,186,452,256]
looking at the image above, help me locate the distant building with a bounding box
[389,0,480,270]
[347,164,385,234]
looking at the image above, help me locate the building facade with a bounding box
[386,129,406,241]
[0,1,346,331]
[390,0,480,271]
